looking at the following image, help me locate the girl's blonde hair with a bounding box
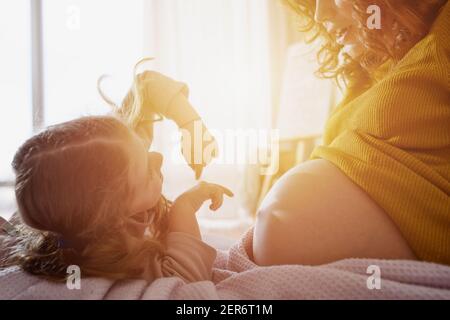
[98,57,157,129]
[1,116,170,280]
[283,0,447,87]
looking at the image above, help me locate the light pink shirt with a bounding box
[147,232,217,283]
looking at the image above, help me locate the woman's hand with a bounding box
[174,182,234,213]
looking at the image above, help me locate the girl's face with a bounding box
[128,133,164,215]
[314,0,363,58]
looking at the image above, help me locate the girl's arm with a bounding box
[168,182,234,239]
[122,71,199,127]
[122,71,217,179]
[133,93,200,151]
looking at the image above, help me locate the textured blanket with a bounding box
[1,229,450,300]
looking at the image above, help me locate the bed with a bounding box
[1,227,449,300]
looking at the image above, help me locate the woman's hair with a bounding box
[283,0,447,87]
[1,116,170,280]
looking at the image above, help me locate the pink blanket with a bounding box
[1,228,450,300]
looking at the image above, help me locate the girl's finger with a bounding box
[208,185,222,208]
[206,141,219,164]
[209,192,224,211]
[212,140,219,158]
[215,185,234,197]
[195,165,203,180]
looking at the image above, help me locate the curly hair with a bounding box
[283,0,447,87]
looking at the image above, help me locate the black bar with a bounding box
[0,300,447,318]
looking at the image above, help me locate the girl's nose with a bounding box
[148,152,163,171]
[314,0,335,23]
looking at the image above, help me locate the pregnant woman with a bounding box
[253,0,449,266]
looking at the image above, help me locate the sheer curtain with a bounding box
[0,0,31,220]
[0,0,32,181]
[142,0,278,232]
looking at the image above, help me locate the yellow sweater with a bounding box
[311,2,450,265]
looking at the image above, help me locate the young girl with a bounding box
[0,67,233,282]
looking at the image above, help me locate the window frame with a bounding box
[0,0,44,185]
[30,0,45,133]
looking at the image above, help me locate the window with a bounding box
[0,0,32,182]
[0,0,145,220]
[0,0,32,220]
[42,0,145,125]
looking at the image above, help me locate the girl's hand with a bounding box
[175,182,234,212]
[179,120,218,180]
[121,70,218,179]
[168,183,233,238]
[117,71,189,129]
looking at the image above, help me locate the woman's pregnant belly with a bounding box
[253,159,416,266]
